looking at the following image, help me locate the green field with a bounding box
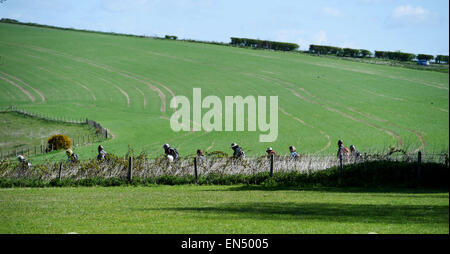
[0,185,447,234]
[0,111,99,156]
[0,22,449,163]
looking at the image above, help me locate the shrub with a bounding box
[47,134,72,151]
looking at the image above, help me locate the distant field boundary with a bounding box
[0,106,110,159]
[1,19,448,74]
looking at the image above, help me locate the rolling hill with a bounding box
[0,22,448,161]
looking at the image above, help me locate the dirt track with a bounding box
[0,74,35,102]
[0,71,45,102]
[21,44,168,113]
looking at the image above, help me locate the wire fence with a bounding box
[1,151,448,181]
[0,106,109,160]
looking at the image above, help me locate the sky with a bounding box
[0,0,448,55]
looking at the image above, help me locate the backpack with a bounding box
[170,148,179,160]
[234,147,245,158]
[72,153,79,162]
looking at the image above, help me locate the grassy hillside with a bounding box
[0,23,448,162]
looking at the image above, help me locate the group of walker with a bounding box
[161,139,361,162]
[16,139,361,168]
[16,145,106,169]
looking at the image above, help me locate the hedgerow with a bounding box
[0,160,447,189]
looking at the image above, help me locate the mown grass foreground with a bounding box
[0,185,447,234]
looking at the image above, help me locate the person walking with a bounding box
[66,149,79,163]
[97,145,107,161]
[337,140,349,159]
[349,145,362,160]
[196,149,206,162]
[17,155,31,169]
[266,147,277,158]
[231,143,245,159]
[163,144,180,162]
[289,146,299,159]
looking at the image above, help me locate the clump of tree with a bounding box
[230,37,299,51]
[435,55,449,64]
[309,45,372,58]
[417,54,434,61]
[359,49,372,58]
[0,18,19,23]
[47,134,72,152]
[374,50,415,61]
[165,35,177,40]
[309,45,342,55]
[343,48,360,57]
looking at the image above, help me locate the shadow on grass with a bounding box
[139,202,449,225]
[220,185,449,195]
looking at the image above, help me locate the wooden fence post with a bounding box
[417,151,422,184]
[58,161,63,180]
[128,156,133,183]
[194,157,198,184]
[270,154,274,177]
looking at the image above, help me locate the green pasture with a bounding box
[0,185,447,234]
[0,23,448,162]
[0,112,98,156]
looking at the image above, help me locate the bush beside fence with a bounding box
[0,106,109,159]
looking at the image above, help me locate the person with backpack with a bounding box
[17,155,31,169]
[266,147,276,158]
[66,149,79,163]
[163,144,179,162]
[337,140,349,159]
[196,149,206,162]
[231,142,245,159]
[289,146,299,159]
[349,145,362,159]
[97,145,107,161]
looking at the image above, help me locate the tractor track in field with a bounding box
[0,71,46,102]
[99,78,130,107]
[387,75,448,91]
[75,81,96,101]
[260,74,428,151]
[279,107,331,153]
[0,74,35,102]
[116,71,166,112]
[206,140,216,152]
[435,107,449,113]
[134,87,147,108]
[248,73,404,146]
[346,107,426,152]
[361,89,404,101]
[118,70,179,111]
[35,66,83,100]
[20,44,168,112]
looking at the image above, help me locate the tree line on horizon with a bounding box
[230,37,299,51]
[309,44,448,63]
[1,18,448,64]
